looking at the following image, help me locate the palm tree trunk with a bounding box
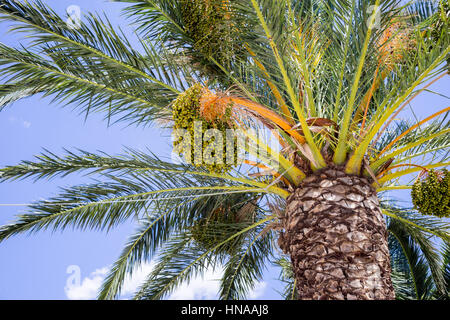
[278,167,395,300]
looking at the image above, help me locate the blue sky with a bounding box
[0,0,448,300]
[0,0,283,300]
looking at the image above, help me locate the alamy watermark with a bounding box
[65,264,81,291]
[367,5,381,30]
[66,5,81,30]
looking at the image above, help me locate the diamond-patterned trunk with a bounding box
[278,167,395,300]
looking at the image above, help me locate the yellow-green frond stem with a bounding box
[229,97,306,144]
[287,5,317,118]
[239,127,305,186]
[332,0,356,123]
[372,73,448,148]
[376,162,450,186]
[334,0,381,166]
[290,39,316,118]
[377,185,412,192]
[30,186,272,227]
[382,209,450,241]
[249,0,326,170]
[396,144,450,164]
[132,167,290,198]
[345,48,450,175]
[376,106,450,159]
[370,128,450,173]
[245,44,295,124]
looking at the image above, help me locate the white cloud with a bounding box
[64,262,154,300]
[248,281,267,299]
[168,265,267,300]
[64,262,266,300]
[169,266,223,300]
[65,267,108,300]
[121,261,155,297]
[6,116,31,128]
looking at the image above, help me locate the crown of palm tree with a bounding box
[0,0,449,300]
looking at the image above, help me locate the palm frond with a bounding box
[272,256,297,300]
[219,221,272,299]
[0,80,48,108]
[98,199,192,300]
[385,204,449,296]
[0,148,288,197]
[134,215,275,299]
[0,0,190,124]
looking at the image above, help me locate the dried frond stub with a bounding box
[411,169,450,218]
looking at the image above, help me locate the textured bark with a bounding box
[278,167,395,300]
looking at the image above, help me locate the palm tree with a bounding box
[0,0,449,300]
[275,205,450,300]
